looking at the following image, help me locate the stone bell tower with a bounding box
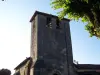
[30,11,75,75]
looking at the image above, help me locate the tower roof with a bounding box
[30,11,70,22]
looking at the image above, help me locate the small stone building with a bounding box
[14,57,32,75]
[14,11,100,75]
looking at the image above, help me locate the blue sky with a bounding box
[0,0,100,74]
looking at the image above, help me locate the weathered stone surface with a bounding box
[30,11,75,75]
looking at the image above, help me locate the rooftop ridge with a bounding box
[30,11,70,22]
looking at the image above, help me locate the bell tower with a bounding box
[30,11,75,75]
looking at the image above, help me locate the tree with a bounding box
[0,68,11,75]
[51,0,100,38]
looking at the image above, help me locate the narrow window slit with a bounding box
[46,17,52,27]
[56,19,60,29]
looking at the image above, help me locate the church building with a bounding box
[14,11,100,75]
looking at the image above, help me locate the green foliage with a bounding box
[51,0,100,38]
[0,68,11,75]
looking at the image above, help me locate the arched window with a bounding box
[51,69,61,75]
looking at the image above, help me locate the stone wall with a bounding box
[30,13,75,75]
